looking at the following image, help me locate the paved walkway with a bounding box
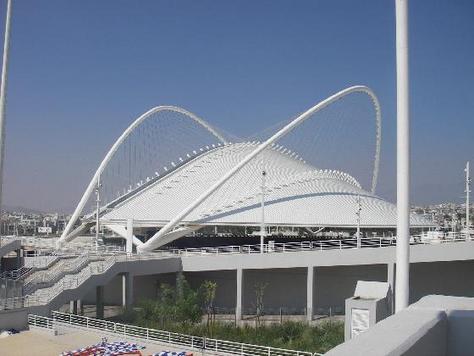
[0,325,200,356]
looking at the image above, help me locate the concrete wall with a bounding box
[0,308,28,331]
[82,272,178,306]
[133,273,176,303]
[243,268,306,314]
[410,260,474,303]
[315,264,387,314]
[185,270,236,311]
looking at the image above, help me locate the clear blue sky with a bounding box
[1,0,473,212]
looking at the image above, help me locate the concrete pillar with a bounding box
[236,268,244,323]
[387,262,395,314]
[122,273,134,309]
[69,300,78,314]
[96,285,104,319]
[307,266,314,321]
[126,219,133,253]
[77,299,83,315]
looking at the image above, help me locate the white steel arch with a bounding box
[138,85,382,252]
[58,106,227,246]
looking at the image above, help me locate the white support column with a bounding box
[69,300,78,314]
[0,0,12,248]
[306,266,314,322]
[122,273,133,308]
[395,0,410,313]
[126,219,133,253]
[236,268,244,323]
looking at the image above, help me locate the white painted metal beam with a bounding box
[138,85,382,252]
[58,106,226,247]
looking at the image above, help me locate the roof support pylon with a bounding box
[57,106,226,248]
[138,85,382,252]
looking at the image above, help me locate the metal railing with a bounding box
[162,233,473,258]
[23,254,94,295]
[0,295,43,310]
[0,266,32,280]
[27,312,321,356]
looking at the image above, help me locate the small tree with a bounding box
[254,282,268,328]
[201,280,217,336]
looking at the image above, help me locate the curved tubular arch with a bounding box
[58,106,227,246]
[138,85,382,252]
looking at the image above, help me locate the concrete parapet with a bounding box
[327,294,474,356]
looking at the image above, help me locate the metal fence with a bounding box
[163,233,472,257]
[26,312,323,356]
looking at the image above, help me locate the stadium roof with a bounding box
[101,142,430,229]
[59,86,433,252]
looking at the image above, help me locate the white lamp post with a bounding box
[466,161,471,239]
[395,0,411,312]
[356,195,362,248]
[260,169,266,253]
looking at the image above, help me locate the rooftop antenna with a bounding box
[466,161,471,239]
[0,0,12,248]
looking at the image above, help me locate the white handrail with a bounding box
[29,312,320,356]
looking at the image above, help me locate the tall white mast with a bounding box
[466,161,471,239]
[260,168,266,253]
[395,0,411,312]
[95,175,101,251]
[0,0,12,247]
[356,194,361,248]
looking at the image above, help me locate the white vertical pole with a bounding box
[260,168,266,253]
[0,0,12,248]
[395,0,410,312]
[122,273,126,307]
[466,161,471,239]
[356,195,361,248]
[126,218,133,253]
[95,175,101,251]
